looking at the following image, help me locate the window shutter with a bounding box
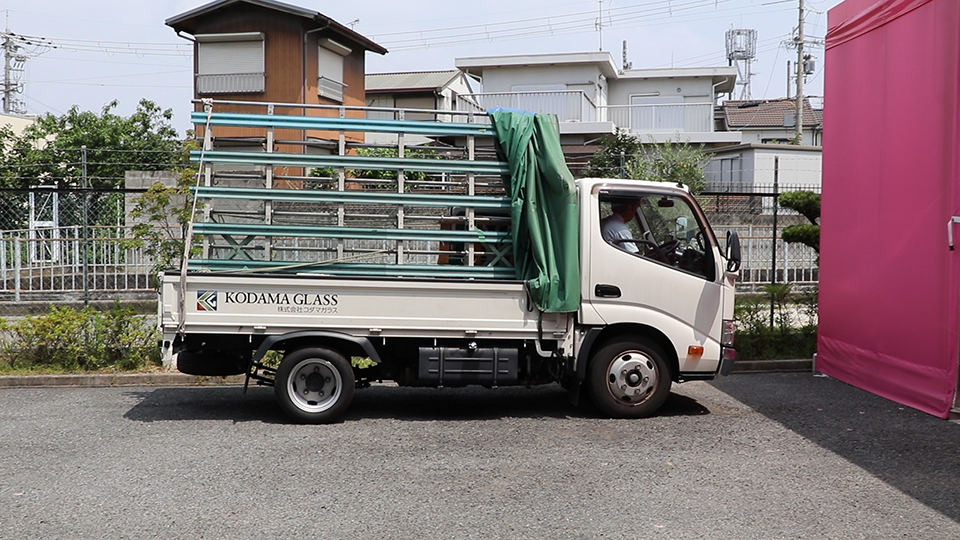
[196,37,264,94]
[198,41,263,75]
[318,46,345,101]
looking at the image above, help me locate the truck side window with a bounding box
[599,193,714,281]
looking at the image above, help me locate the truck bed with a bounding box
[160,272,570,341]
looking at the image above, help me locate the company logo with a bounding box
[197,290,218,311]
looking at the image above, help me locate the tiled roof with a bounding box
[723,98,822,128]
[365,70,462,93]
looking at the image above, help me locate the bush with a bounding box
[0,302,160,372]
[734,285,818,360]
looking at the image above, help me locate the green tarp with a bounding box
[489,110,580,313]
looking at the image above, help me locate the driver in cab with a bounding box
[601,200,642,254]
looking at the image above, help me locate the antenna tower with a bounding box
[725,28,757,100]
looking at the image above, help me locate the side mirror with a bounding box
[725,230,742,273]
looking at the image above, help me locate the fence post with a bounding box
[770,156,780,328]
[81,146,90,306]
[14,235,21,303]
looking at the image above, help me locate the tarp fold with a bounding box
[489,109,580,313]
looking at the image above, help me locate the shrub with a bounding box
[734,285,818,360]
[0,302,160,372]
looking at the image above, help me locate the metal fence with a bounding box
[0,188,157,310]
[0,171,821,314]
[701,183,821,292]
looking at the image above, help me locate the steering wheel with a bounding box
[612,238,670,264]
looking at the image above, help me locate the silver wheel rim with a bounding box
[606,350,658,405]
[286,358,342,413]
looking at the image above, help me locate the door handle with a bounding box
[595,284,621,298]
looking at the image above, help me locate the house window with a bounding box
[318,39,350,102]
[196,32,265,94]
[718,156,741,184]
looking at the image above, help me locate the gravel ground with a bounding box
[0,373,957,539]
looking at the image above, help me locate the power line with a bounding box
[380,0,744,50]
[32,69,190,84]
[10,32,190,57]
[385,1,793,53]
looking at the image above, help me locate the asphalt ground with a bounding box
[0,372,957,539]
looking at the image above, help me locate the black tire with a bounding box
[274,347,355,424]
[588,338,671,418]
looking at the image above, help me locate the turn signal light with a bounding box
[687,345,704,358]
[722,319,736,347]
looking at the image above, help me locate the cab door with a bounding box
[583,186,726,371]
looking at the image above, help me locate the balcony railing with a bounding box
[197,72,265,95]
[601,102,714,134]
[454,92,714,135]
[456,91,597,123]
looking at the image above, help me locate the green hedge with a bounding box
[0,303,160,372]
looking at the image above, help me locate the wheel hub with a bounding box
[288,359,341,413]
[607,351,658,404]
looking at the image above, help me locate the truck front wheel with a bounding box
[275,347,355,423]
[588,339,671,418]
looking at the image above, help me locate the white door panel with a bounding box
[585,187,725,370]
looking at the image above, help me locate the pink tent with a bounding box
[818,0,960,418]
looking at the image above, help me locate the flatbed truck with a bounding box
[160,101,740,423]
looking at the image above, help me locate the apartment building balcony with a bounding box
[456,90,740,144]
[456,90,598,123]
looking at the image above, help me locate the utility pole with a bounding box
[1,19,52,115]
[793,0,805,144]
[2,27,16,114]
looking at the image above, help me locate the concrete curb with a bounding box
[0,373,245,388]
[0,360,813,388]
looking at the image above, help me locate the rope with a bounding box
[178,98,213,335]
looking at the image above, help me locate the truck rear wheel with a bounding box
[275,347,354,424]
[588,338,671,418]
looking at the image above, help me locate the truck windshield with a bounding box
[599,193,715,281]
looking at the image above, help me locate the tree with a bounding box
[625,139,711,194]
[0,99,181,189]
[582,130,642,179]
[124,139,200,272]
[779,190,820,255]
[584,131,711,194]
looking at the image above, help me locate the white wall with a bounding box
[738,127,820,146]
[607,77,715,106]
[0,113,35,137]
[706,145,821,189]
[478,65,603,96]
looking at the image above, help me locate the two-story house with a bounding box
[719,98,823,146]
[454,51,741,162]
[704,98,824,193]
[166,0,387,154]
[364,70,476,145]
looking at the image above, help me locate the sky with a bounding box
[1,0,843,135]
